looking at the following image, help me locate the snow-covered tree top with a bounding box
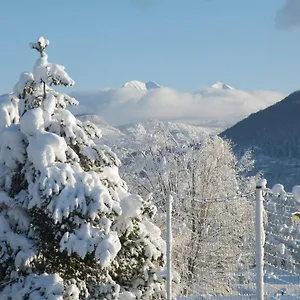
[29,36,75,88]
[29,36,50,55]
[13,36,77,116]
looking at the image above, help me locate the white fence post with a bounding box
[166,194,173,300]
[256,179,266,300]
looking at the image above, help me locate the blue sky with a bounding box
[0,0,299,94]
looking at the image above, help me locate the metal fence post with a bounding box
[256,179,266,300]
[166,194,173,300]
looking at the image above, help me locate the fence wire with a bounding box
[168,184,300,299]
[167,192,257,299]
[263,187,300,299]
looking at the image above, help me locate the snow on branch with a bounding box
[29,36,49,54]
[0,36,167,299]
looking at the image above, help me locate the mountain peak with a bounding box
[145,81,160,90]
[122,80,160,91]
[211,82,234,90]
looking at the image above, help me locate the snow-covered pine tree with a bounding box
[0,37,166,299]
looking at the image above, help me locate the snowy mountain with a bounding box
[122,80,160,91]
[77,114,123,138]
[70,82,283,126]
[76,115,224,156]
[118,119,220,143]
[211,82,235,90]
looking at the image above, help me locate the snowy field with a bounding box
[176,297,296,299]
[174,277,300,299]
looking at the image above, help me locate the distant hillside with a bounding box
[77,115,221,147]
[220,91,300,158]
[117,119,219,144]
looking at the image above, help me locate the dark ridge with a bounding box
[220,91,300,158]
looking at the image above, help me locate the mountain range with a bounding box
[78,114,223,148]
[122,80,233,91]
[70,80,283,126]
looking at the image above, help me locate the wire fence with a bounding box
[165,180,300,299]
[263,185,300,299]
[165,191,257,299]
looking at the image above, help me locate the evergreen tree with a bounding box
[0,37,166,299]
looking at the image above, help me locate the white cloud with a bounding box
[275,0,300,29]
[70,86,284,126]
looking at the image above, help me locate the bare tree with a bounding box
[121,134,257,296]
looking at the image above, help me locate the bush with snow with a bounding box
[0,37,166,299]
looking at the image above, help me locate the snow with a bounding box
[0,213,35,269]
[0,191,14,206]
[211,81,235,90]
[29,36,50,52]
[95,231,121,267]
[272,183,286,197]
[0,36,166,300]
[257,178,267,189]
[13,72,34,98]
[292,185,300,202]
[122,80,160,91]
[0,94,19,130]
[0,125,26,169]
[33,54,49,83]
[31,44,75,87]
[27,132,67,169]
[116,194,144,231]
[42,94,56,125]
[20,108,45,136]
[47,62,75,86]
[145,81,161,90]
[119,291,136,299]
[114,119,218,151]
[1,273,67,300]
[6,206,30,232]
[141,219,166,260]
